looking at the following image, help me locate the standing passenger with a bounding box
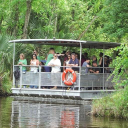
[18,53,27,88]
[45,49,55,72]
[48,54,61,89]
[33,50,41,63]
[30,54,39,89]
[65,54,71,69]
[63,51,71,71]
[92,55,97,64]
[18,53,27,73]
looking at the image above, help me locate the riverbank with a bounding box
[92,86,128,119]
[0,90,12,97]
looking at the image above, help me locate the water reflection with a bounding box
[11,100,91,128]
[1,97,128,128]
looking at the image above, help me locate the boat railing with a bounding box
[13,65,114,90]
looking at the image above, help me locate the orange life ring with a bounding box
[62,68,77,86]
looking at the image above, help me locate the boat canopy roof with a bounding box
[9,39,120,49]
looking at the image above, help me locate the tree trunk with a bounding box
[12,4,19,37]
[22,0,32,39]
[0,16,3,34]
[54,14,57,37]
[77,16,98,40]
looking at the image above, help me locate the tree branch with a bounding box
[77,16,98,40]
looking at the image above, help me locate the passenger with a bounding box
[99,52,103,73]
[105,55,110,66]
[63,50,71,71]
[92,55,97,64]
[82,58,91,73]
[75,53,79,59]
[63,54,71,71]
[65,54,71,68]
[65,54,73,86]
[30,54,39,89]
[104,57,109,67]
[64,51,71,61]
[109,57,113,73]
[45,49,55,72]
[18,53,27,73]
[61,51,66,69]
[81,54,85,66]
[90,61,100,74]
[109,57,112,64]
[84,52,88,60]
[48,54,61,89]
[104,57,109,73]
[68,53,79,73]
[33,50,41,63]
[18,53,27,88]
[75,53,80,65]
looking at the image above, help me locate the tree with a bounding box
[22,0,32,39]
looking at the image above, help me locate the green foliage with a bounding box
[0,34,13,73]
[110,44,128,88]
[100,0,128,41]
[0,72,12,93]
[92,86,128,119]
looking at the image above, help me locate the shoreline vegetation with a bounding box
[92,86,128,119]
[0,90,12,96]
[0,73,12,96]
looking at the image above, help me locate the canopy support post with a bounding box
[39,66,41,89]
[103,45,105,90]
[13,42,15,88]
[79,42,82,91]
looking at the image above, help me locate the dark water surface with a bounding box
[0,97,128,128]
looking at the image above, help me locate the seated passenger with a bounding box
[18,53,27,88]
[48,54,61,89]
[89,61,100,74]
[30,54,39,89]
[82,58,91,73]
[68,53,79,73]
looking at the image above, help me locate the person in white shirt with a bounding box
[48,54,61,89]
[48,54,61,73]
[30,54,39,89]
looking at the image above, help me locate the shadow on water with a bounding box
[0,97,128,128]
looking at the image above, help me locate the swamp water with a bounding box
[0,97,128,128]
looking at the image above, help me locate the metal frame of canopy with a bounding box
[10,39,120,99]
[9,39,120,49]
